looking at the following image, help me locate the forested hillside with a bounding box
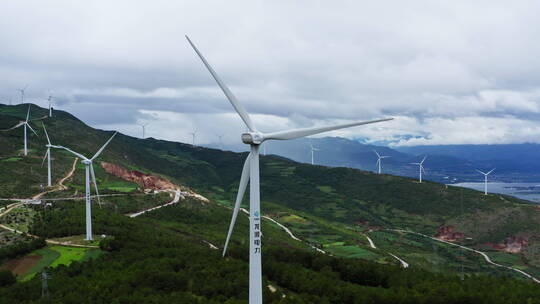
[2,103,540,302]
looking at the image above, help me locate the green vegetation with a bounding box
[3,104,540,301]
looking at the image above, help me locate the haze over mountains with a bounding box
[206,138,540,183]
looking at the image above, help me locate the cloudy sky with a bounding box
[1,1,539,146]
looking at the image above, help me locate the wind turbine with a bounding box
[476,168,495,195]
[186,35,393,304]
[190,130,197,146]
[140,123,149,138]
[411,156,427,183]
[46,91,55,117]
[52,132,117,240]
[41,123,54,187]
[217,134,225,150]
[17,85,28,104]
[1,104,41,156]
[373,150,390,174]
[309,143,320,165]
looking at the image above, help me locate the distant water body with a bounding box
[453,182,540,203]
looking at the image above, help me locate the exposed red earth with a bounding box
[100,162,177,190]
[435,225,465,242]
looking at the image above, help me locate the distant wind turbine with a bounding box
[309,143,320,165]
[476,168,495,195]
[140,123,149,138]
[187,35,393,304]
[17,85,28,104]
[41,123,55,187]
[1,104,43,156]
[52,132,117,240]
[46,91,55,117]
[373,150,390,174]
[190,130,197,146]
[217,134,224,150]
[411,156,427,183]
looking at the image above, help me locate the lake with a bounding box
[453,182,540,203]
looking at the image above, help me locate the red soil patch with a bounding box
[100,162,177,190]
[1,254,41,276]
[435,226,464,242]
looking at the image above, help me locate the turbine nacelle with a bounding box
[241,132,264,145]
[81,159,92,165]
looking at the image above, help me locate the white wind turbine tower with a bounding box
[1,104,40,156]
[140,123,149,138]
[411,156,427,183]
[309,143,320,165]
[186,35,393,304]
[41,124,54,187]
[17,85,28,104]
[46,91,55,117]
[476,168,495,195]
[52,132,117,240]
[373,150,390,174]
[190,130,197,146]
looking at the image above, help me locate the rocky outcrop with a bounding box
[435,226,464,242]
[100,162,177,191]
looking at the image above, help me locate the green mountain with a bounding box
[1,103,540,303]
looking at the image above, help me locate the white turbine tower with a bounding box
[140,123,149,138]
[46,91,55,117]
[1,104,40,156]
[309,143,320,165]
[411,156,427,183]
[373,150,390,174]
[41,123,54,187]
[52,132,117,240]
[190,130,197,146]
[17,85,28,104]
[186,35,393,304]
[476,168,495,195]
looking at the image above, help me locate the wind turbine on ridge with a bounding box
[476,168,495,195]
[309,142,320,165]
[41,123,55,187]
[52,132,117,240]
[373,150,390,174]
[186,35,393,304]
[190,130,197,146]
[17,85,28,104]
[46,91,55,117]
[1,104,43,156]
[140,122,149,138]
[411,156,427,183]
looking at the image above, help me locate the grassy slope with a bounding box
[2,104,540,277]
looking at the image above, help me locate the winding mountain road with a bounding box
[391,229,540,283]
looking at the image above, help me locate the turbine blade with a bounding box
[26,104,31,122]
[41,149,49,167]
[51,145,88,160]
[421,165,426,174]
[476,169,487,175]
[90,164,102,208]
[487,168,496,175]
[26,123,38,136]
[264,118,393,141]
[0,122,25,131]
[91,132,117,161]
[420,155,427,164]
[223,153,251,257]
[185,35,257,132]
[30,115,48,122]
[373,150,381,158]
[381,156,391,159]
[42,123,51,145]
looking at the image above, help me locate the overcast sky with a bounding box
[1,1,539,146]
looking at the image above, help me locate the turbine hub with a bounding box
[241,132,264,145]
[82,159,92,165]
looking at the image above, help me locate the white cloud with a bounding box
[1,1,540,146]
